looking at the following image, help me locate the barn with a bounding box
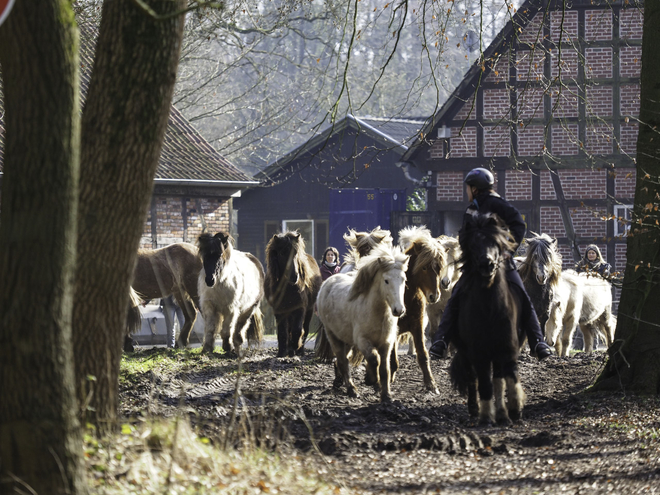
[233,115,426,263]
[401,0,642,283]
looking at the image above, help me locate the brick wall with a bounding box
[620,46,641,78]
[141,196,231,248]
[585,9,612,41]
[449,127,477,157]
[519,13,544,44]
[429,139,445,160]
[505,169,533,200]
[550,86,578,118]
[619,122,639,155]
[585,47,613,79]
[436,172,464,201]
[518,87,545,120]
[484,55,510,84]
[615,243,628,276]
[585,85,612,117]
[540,206,565,236]
[551,124,579,155]
[619,9,643,41]
[570,206,608,237]
[550,10,578,42]
[551,48,579,81]
[585,123,614,155]
[454,95,476,121]
[560,169,608,199]
[483,88,511,120]
[540,171,556,200]
[517,49,547,82]
[517,124,545,156]
[620,84,640,117]
[483,125,511,156]
[614,167,636,197]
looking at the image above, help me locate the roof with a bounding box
[0,22,255,188]
[258,114,426,181]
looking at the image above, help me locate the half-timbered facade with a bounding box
[402,0,642,281]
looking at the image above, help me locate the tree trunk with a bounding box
[592,0,660,394]
[73,0,186,426]
[0,2,86,494]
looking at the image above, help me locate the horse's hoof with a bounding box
[380,394,392,403]
[496,416,513,426]
[332,378,343,389]
[276,350,287,358]
[347,388,359,398]
[295,347,305,356]
[364,374,377,386]
[201,345,215,354]
[508,410,522,423]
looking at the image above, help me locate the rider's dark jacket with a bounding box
[465,190,526,252]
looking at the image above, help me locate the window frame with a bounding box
[613,204,633,237]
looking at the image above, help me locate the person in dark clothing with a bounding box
[429,167,553,360]
[575,244,612,279]
[320,246,341,281]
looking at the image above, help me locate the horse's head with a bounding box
[520,233,562,287]
[266,231,304,287]
[351,245,409,317]
[197,231,232,287]
[437,235,461,290]
[459,212,515,286]
[402,229,445,304]
[344,226,394,259]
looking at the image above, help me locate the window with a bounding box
[613,204,633,237]
[282,219,314,255]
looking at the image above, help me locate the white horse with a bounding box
[197,232,265,356]
[316,245,409,402]
[545,269,615,356]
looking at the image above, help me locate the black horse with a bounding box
[449,212,526,425]
[264,232,322,357]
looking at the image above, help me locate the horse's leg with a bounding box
[504,361,525,423]
[220,312,234,356]
[377,343,393,403]
[201,305,220,354]
[581,323,595,353]
[289,307,306,357]
[412,323,438,393]
[365,349,379,387]
[336,344,358,398]
[232,310,253,358]
[474,361,494,425]
[175,293,197,349]
[275,314,289,358]
[299,306,314,353]
[492,364,511,426]
[388,339,399,384]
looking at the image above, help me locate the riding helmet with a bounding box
[464,168,495,190]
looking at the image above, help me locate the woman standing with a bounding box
[320,246,341,281]
[575,244,612,279]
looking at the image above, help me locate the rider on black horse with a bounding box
[429,167,553,361]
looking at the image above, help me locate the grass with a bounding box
[84,418,350,494]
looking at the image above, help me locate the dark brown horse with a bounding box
[391,226,445,393]
[264,232,322,357]
[450,212,525,425]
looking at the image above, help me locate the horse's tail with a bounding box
[348,346,364,367]
[314,321,335,363]
[449,351,472,397]
[247,305,265,345]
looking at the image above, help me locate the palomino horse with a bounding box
[340,226,393,273]
[198,232,264,356]
[264,232,322,357]
[449,212,526,425]
[392,226,445,393]
[132,242,201,348]
[545,269,615,356]
[316,245,409,402]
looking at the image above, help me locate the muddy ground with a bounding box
[120,344,660,494]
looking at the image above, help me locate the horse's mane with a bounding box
[265,231,315,291]
[519,232,562,287]
[343,226,393,267]
[197,231,233,262]
[399,226,445,276]
[349,245,408,301]
[459,212,516,270]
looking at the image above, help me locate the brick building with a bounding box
[402,0,642,283]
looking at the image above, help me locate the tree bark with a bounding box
[74,0,186,426]
[0,2,86,494]
[592,0,660,394]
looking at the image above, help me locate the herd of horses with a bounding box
[128,212,616,425]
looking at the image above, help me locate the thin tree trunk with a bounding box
[593,0,660,394]
[74,0,186,426]
[0,2,86,494]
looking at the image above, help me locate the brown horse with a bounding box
[340,226,394,273]
[132,242,201,348]
[391,226,445,393]
[265,232,322,357]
